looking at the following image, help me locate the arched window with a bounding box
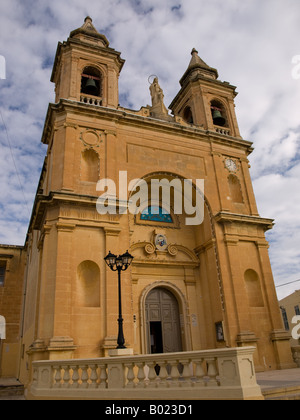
[210,100,227,127]
[228,174,243,204]
[244,269,264,308]
[81,149,99,183]
[183,106,194,124]
[81,66,102,97]
[140,206,173,223]
[75,261,100,308]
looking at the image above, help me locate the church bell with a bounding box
[84,78,98,95]
[212,109,226,127]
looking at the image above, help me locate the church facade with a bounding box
[0,17,295,383]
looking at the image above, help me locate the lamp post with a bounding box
[104,250,134,349]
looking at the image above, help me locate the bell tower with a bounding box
[170,48,241,138]
[51,16,125,107]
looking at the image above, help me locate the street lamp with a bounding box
[104,250,134,349]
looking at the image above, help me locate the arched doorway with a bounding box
[145,288,182,354]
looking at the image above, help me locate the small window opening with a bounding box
[280,307,290,331]
[0,262,6,286]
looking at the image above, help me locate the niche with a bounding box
[75,260,100,308]
[244,269,264,308]
[228,174,243,204]
[81,149,99,183]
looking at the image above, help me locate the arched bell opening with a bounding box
[81,66,102,97]
[210,100,227,127]
[183,106,194,124]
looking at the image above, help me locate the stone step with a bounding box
[0,378,25,399]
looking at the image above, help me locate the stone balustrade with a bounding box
[215,127,231,136]
[80,95,102,106]
[27,347,263,400]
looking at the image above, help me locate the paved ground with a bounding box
[256,368,300,391]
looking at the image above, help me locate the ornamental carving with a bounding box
[80,129,103,149]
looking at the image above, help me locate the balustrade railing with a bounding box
[28,347,263,400]
[215,127,231,136]
[80,95,102,106]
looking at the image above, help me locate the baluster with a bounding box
[147,362,158,388]
[169,361,180,387]
[80,365,89,388]
[137,363,146,388]
[53,365,62,388]
[89,365,98,389]
[125,363,135,388]
[99,364,107,389]
[180,360,192,387]
[194,359,205,387]
[206,358,219,387]
[71,365,80,388]
[62,365,71,388]
[158,361,168,388]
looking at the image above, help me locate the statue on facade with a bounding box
[149,76,172,120]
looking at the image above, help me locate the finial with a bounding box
[191,48,198,55]
[85,16,93,23]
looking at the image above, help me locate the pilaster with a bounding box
[50,222,76,359]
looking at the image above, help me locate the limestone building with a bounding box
[279,290,300,347]
[0,17,295,383]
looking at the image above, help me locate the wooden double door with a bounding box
[145,288,182,354]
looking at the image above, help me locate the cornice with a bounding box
[215,211,274,231]
[41,99,253,154]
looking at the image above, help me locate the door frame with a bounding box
[140,281,191,354]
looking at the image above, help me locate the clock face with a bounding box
[225,158,237,172]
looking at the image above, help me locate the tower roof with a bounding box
[179,48,219,86]
[69,16,110,47]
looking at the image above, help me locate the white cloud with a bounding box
[0,0,300,299]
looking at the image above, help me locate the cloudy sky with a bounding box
[0,0,299,299]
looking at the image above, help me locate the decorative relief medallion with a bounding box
[80,129,103,149]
